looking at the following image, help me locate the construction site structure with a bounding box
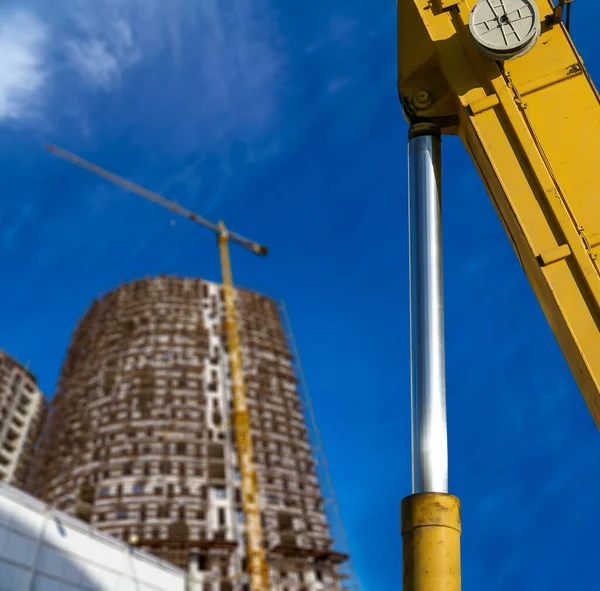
[398,0,600,588]
[44,142,272,590]
[0,350,46,487]
[27,276,349,591]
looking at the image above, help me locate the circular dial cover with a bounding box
[468,0,541,61]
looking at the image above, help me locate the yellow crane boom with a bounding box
[45,143,270,590]
[398,0,600,421]
[218,222,270,589]
[398,0,599,588]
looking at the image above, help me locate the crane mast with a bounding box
[398,0,598,588]
[45,145,271,590]
[218,223,270,590]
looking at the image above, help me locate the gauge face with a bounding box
[468,0,541,60]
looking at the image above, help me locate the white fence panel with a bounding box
[0,483,186,591]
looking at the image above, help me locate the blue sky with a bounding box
[1,1,600,589]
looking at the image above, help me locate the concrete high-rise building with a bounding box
[0,350,46,487]
[27,277,349,590]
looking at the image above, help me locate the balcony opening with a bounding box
[208,443,224,459]
[198,553,207,571]
[158,504,170,518]
[208,463,225,480]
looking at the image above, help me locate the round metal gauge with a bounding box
[468,0,542,61]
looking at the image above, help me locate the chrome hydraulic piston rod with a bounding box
[402,122,461,591]
[408,123,448,495]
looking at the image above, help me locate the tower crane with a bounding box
[398,0,599,588]
[45,144,271,590]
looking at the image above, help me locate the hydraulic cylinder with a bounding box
[403,122,461,590]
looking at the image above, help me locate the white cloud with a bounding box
[64,7,142,91]
[0,10,47,121]
[55,0,286,137]
[0,0,287,143]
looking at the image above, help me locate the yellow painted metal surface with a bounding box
[218,222,270,591]
[398,0,600,427]
[401,493,461,590]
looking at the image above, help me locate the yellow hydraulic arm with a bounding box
[398,0,600,589]
[399,0,600,425]
[45,144,271,590]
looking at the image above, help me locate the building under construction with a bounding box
[27,276,349,590]
[0,350,46,488]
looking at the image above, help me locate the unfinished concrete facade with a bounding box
[27,276,347,590]
[0,350,46,488]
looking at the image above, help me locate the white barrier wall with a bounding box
[0,483,186,591]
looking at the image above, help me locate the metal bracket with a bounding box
[546,0,574,27]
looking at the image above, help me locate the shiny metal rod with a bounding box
[408,123,448,494]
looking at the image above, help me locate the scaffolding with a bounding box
[279,302,360,591]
